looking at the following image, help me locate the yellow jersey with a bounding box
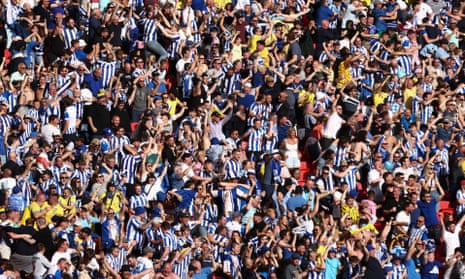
[403,87,416,109]
[167,98,181,116]
[298,90,315,107]
[249,34,261,53]
[337,61,352,88]
[373,92,388,107]
[257,48,270,67]
[45,204,65,224]
[100,191,124,213]
[341,204,360,223]
[59,195,77,216]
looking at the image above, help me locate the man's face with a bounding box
[94,69,102,79]
[162,264,172,275]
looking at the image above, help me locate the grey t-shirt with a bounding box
[133,86,151,111]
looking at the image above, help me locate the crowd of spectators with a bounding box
[2,0,465,278]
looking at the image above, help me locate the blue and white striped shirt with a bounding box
[340,167,358,196]
[224,159,242,180]
[120,154,142,184]
[247,128,265,152]
[333,146,347,167]
[110,135,130,164]
[71,168,92,188]
[62,27,80,49]
[223,254,241,279]
[420,104,433,125]
[126,216,144,250]
[145,226,163,249]
[129,194,148,210]
[97,60,117,88]
[162,231,177,260]
[141,18,157,42]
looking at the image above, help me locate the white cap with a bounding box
[78,39,87,47]
[333,191,342,201]
[152,217,163,225]
[81,88,93,105]
[316,91,326,100]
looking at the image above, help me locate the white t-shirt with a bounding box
[226,221,243,237]
[144,181,163,201]
[176,58,192,74]
[63,105,77,134]
[0,177,16,193]
[51,250,71,265]
[393,167,415,181]
[32,252,51,278]
[180,163,195,182]
[323,112,343,139]
[444,228,461,260]
[395,210,410,234]
[41,124,61,144]
[136,257,153,279]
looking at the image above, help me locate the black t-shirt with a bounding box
[44,34,65,62]
[108,22,123,47]
[34,227,54,259]
[370,123,390,136]
[8,226,37,255]
[383,196,404,220]
[33,5,53,25]
[458,19,465,33]
[87,103,111,135]
[363,256,384,278]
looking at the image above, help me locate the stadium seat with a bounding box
[130,122,138,133]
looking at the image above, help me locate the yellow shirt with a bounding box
[361,0,371,6]
[316,245,327,264]
[257,48,270,67]
[59,195,77,216]
[403,87,416,109]
[20,205,32,225]
[249,34,261,53]
[373,92,388,107]
[298,90,315,107]
[265,33,277,47]
[460,160,465,175]
[213,0,231,9]
[100,191,124,213]
[337,61,352,88]
[167,98,181,116]
[45,204,65,224]
[29,201,49,218]
[341,204,360,223]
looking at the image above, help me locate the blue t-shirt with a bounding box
[287,196,306,211]
[373,8,387,32]
[316,5,335,27]
[252,72,265,88]
[325,257,341,279]
[237,94,255,110]
[177,189,196,211]
[421,260,443,279]
[84,74,104,96]
[417,200,438,227]
[405,259,421,279]
[74,49,87,61]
